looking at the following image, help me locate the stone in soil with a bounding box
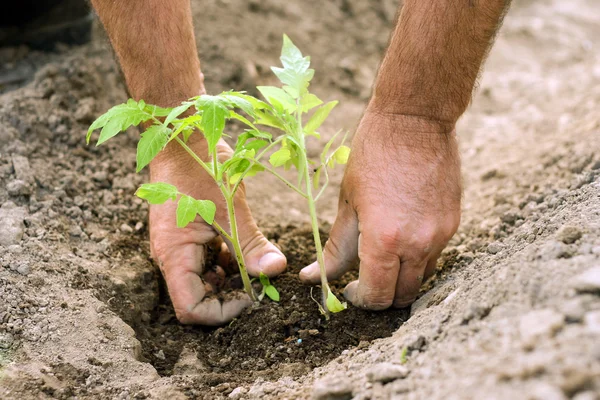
[570,266,600,294]
[312,376,353,400]
[366,362,409,383]
[556,225,583,244]
[0,202,27,246]
[519,309,565,344]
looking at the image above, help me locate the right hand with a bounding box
[300,110,461,309]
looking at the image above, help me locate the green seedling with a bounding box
[258,272,280,302]
[86,95,276,301]
[400,346,408,364]
[86,35,349,316]
[255,35,350,318]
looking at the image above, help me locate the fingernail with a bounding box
[258,252,285,274]
[299,262,317,282]
[343,281,359,304]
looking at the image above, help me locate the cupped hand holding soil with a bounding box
[148,135,286,325]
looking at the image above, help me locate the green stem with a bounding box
[296,102,330,318]
[224,192,256,301]
[174,137,214,177]
[303,153,330,318]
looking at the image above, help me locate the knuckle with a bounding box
[360,294,393,310]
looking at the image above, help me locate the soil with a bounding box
[1,0,600,399]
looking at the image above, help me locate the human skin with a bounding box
[90,0,510,323]
[300,0,511,308]
[90,0,286,325]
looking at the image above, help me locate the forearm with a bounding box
[90,0,204,107]
[371,0,510,126]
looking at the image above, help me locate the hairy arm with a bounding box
[90,0,204,107]
[301,0,511,309]
[372,0,511,126]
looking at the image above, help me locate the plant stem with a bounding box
[295,101,330,318]
[224,191,257,301]
[303,153,330,318]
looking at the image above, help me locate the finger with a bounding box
[230,182,287,277]
[393,256,429,308]
[343,229,400,310]
[164,257,251,326]
[299,196,359,284]
[424,249,442,280]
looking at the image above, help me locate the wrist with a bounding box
[365,99,456,136]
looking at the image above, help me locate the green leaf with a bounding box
[194,199,217,225]
[320,130,342,164]
[222,93,255,116]
[144,104,171,117]
[243,139,269,152]
[225,92,270,110]
[135,183,178,204]
[300,93,323,113]
[164,103,194,126]
[259,272,270,287]
[195,95,230,153]
[271,35,315,97]
[88,99,157,145]
[257,86,297,113]
[136,125,169,172]
[313,166,322,190]
[265,285,280,302]
[230,111,257,130]
[269,147,291,167]
[326,287,347,313]
[176,195,216,228]
[329,145,351,167]
[168,115,202,142]
[304,101,338,135]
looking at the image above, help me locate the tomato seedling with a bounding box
[87,35,348,316]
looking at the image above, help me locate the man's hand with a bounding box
[149,136,286,325]
[299,0,510,309]
[300,111,461,308]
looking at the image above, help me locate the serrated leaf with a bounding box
[194,199,217,225]
[136,125,169,172]
[254,109,285,129]
[300,93,323,113]
[88,99,157,145]
[271,35,315,97]
[195,95,230,153]
[326,288,347,313]
[305,101,338,135]
[168,115,201,142]
[145,104,171,117]
[257,86,297,113]
[265,285,280,302]
[164,103,194,126]
[225,92,270,110]
[243,139,269,152]
[135,183,178,204]
[176,195,216,228]
[269,147,291,167]
[230,111,257,130]
[222,93,255,116]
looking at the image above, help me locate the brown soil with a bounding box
[1,0,600,399]
[109,225,408,393]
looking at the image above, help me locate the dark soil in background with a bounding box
[110,225,409,390]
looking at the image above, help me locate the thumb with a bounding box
[299,199,359,284]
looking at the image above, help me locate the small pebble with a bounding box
[570,266,600,294]
[312,376,353,400]
[556,225,583,244]
[366,362,409,383]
